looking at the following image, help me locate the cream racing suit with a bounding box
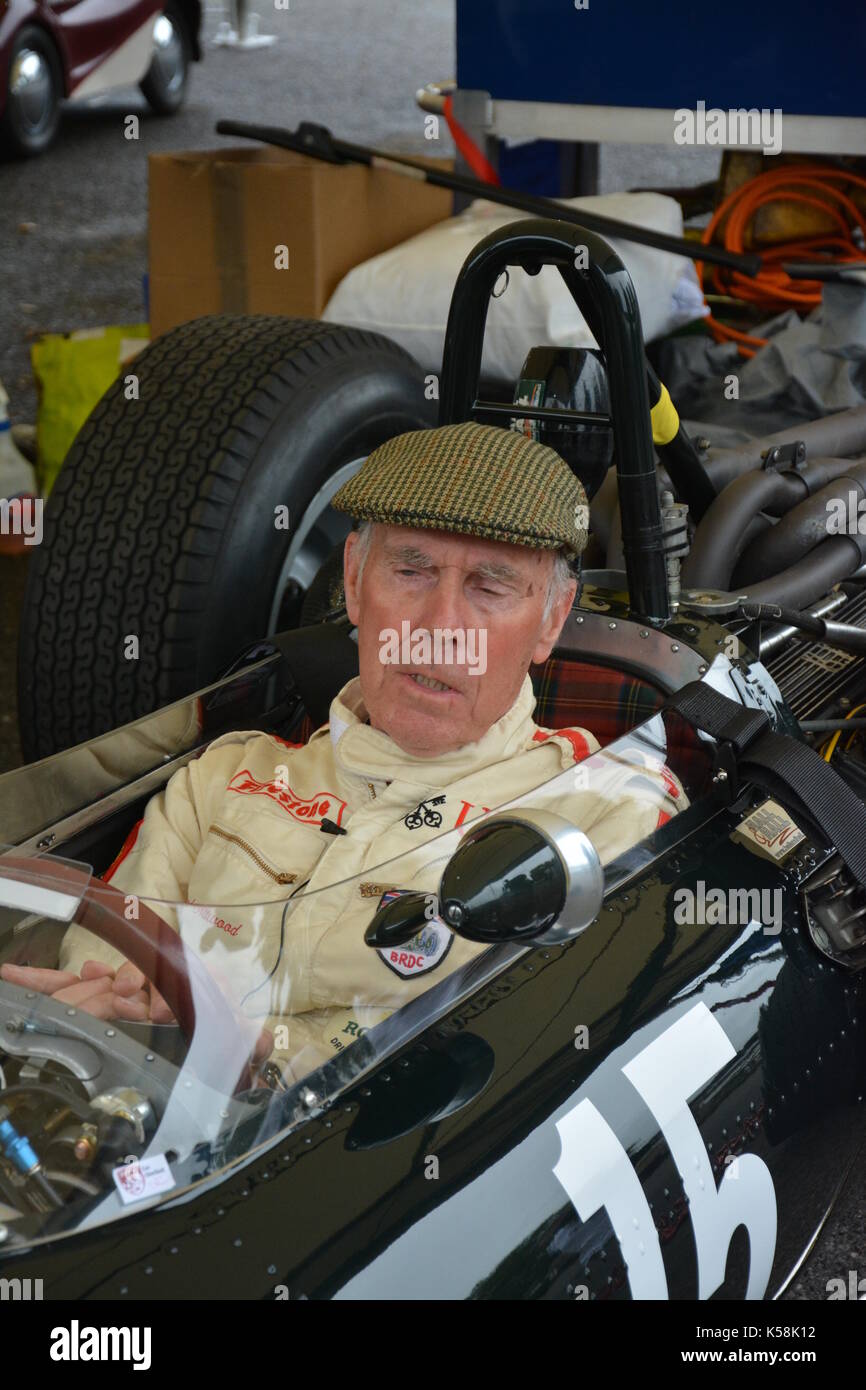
[59,676,685,1081]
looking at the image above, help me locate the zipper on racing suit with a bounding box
[209,825,298,885]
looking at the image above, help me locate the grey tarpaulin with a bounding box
[651,283,866,446]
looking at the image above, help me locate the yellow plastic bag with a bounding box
[31,325,149,495]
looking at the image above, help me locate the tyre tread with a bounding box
[19,314,422,758]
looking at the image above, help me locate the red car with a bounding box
[0,0,201,156]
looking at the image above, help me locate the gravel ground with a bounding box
[783,1147,866,1300]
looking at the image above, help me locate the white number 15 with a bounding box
[552,1003,777,1300]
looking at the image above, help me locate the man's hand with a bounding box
[111,960,175,1022]
[0,958,172,1023]
[0,959,273,1072]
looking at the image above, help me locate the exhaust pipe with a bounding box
[735,464,866,586]
[703,406,866,493]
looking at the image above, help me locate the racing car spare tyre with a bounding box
[18,314,433,761]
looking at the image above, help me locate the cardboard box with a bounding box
[148,147,453,338]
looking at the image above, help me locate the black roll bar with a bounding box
[438,218,671,625]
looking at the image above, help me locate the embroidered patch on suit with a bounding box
[403,795,446,830]
[375,889,453,978]
[359,881,399,898]
[226,770,347,827]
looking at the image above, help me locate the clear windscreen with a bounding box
[0,711,710,1246]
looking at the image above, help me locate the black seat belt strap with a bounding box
[664,680,866,887]
[664,681,770,752]
[225,619,360,730]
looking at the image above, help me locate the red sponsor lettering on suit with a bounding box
[226,770,346,826]
[454,799,492,828]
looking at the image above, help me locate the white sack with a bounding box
[322,191,708,381]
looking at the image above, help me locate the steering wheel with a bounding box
[1,855,255,1094]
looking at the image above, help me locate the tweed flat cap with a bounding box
[331,421,589,559]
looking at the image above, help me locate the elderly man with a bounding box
[2,422,682,1081]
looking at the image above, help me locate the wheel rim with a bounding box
[266,457,366,634]
[150,14,185,96]
[10,48,54,135]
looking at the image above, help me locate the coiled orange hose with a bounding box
[697,164,866,357]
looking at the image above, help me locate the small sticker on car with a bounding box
[112,1154,175,1206]
[734,798,805,861]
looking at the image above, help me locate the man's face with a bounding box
[343,524,577,757]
